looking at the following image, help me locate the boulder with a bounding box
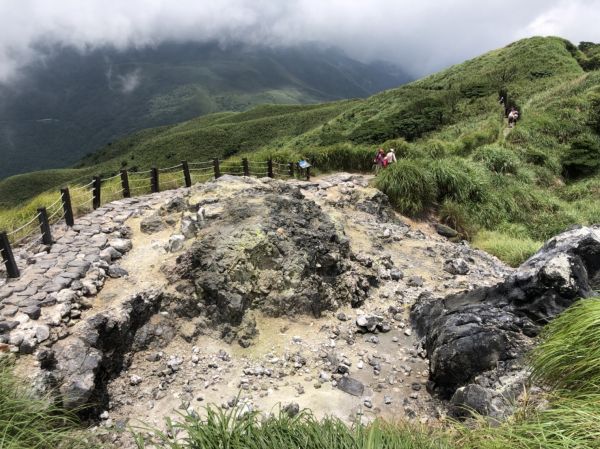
[108,238,132,254]
[356,314,383,333]
[435,224,459,238]
[412,226,600,399]
[337,377,365,397]
[449,384,493,418]
[140,213,166,234]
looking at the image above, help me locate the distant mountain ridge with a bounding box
[0,41,410,179]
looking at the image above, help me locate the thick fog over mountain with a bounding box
[1,0,600,82]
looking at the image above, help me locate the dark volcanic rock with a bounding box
[412,226,600,399]
[49,291,163,412]
[435,224,458,238]
[140,213,166,234]
[449,384,493,418]
[174,182,376,343]
[337,377,365,396]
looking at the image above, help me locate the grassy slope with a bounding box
[1,36,599,265]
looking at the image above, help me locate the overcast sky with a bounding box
[1,0,600,83]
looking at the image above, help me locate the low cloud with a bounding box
[1,0,599,83]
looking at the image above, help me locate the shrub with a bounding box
[562,134,600,178]
[428,158,488,203]
[438,200,479,238]
[375,160,437,215]
[472,145,520,174]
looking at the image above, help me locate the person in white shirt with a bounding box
[384,149,397,165]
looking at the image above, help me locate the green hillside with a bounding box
[2,36,599,266]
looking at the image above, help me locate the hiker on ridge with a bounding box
[508,107,519,128]
[385,148,397,165]
[374,148,385,169]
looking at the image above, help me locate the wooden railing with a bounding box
[1,158,310,279]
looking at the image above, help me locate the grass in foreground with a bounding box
[131,405,450,449]
[0,357,89,449]
[530,297,600,391]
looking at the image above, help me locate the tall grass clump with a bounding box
[0,357,88,449]
[427,158,488,203]
[132,404,451,449]
[472,230,542,267]
[375,160,437,215]
[459,392,600,449]
[530,297,600,391]
[472,144,520,174]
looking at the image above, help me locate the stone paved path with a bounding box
[0,188,189,354]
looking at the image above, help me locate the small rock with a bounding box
[166,235,185,253]
[130,375,143,386]
[283,402,300,417]
[140,214,166,234]
[444,258,470,276]
[337,377,364,397]
[108,265,129,278]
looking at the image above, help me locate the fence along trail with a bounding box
[1,157,310,280]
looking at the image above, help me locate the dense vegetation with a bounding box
[0,42,408,179]
[2,36,598,266]
[0,357,89,449]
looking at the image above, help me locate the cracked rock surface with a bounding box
[411,225,600,417]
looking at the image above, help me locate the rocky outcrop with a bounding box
[48,291,163,411]
[412,226,600,404]
[171,178,377,343]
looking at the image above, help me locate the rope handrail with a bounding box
[7,213,41,237]
[190,167,213,171]
[101,173,122,182]
[46,196,63,210]
[74,179,95,189]
[159,163,183,172]
[48,206,64,221]
[2,157,308,280]
[11,229,38,247]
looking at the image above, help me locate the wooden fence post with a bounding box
[37,207,53,245]
[182,161,192,188]
[288,162,294,177]
[213,158,221,179]
[242,158,249,177]
[92,176,101,209]
[120,170,130,198]
[0,232,20,278]
[61,188,74,227]
[151,168,159,193]
[267,159,274,178]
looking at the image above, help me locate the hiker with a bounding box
[374,148,385,169]
[385,148,397,165]
[508,107,519,128]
